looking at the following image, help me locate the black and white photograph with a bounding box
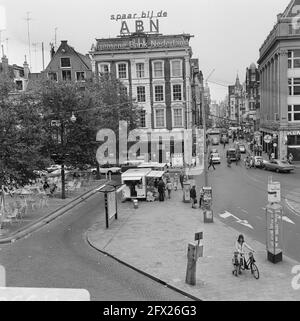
[0,0,300,306]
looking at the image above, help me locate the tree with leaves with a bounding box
[0,75,49,187]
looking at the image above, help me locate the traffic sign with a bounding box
[264,135,272,144]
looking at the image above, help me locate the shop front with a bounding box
[286,130,300,161]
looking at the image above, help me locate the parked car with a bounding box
[264,159,295,173]
[90,164,121,175]
[46,164,61,173]
[211,153,221,164]
[238,144,246,154]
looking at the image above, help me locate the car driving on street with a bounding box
[211,152,221,164]
[264,159,295,173]
[238,144,246,154]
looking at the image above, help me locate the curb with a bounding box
[85,232,202,302]
[0,183,106,244]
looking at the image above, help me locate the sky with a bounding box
[0,0,292,102]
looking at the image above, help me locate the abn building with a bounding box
[89,33,195,133]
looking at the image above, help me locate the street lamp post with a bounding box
[51,112,76,200]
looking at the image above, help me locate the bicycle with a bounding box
[232,251,259,279]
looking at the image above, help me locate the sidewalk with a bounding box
[87,189,300,301]
[0,179,106,242]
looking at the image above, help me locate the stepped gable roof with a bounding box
[45,40,91,71]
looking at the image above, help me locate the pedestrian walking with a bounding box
[271,152,275,160]
[199,188,204,209]
[223,141,226,149]
[208,155,216,170]
[288,153,294,164]
[179,170,184,189]
[173,173,179,191]
[165,170,171,182]
[190,185,197,209]
[157,178,165,202]
[166,180,173,199]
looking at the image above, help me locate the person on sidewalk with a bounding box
[179,170,184,189]
[288,153,294,164]
[235,234,255,272]
[190,185,197,209]
[157,178,165,202]
[199,187,204,209]
[173,173,178,191]
[208,155,216,170]
[166,180,173,199]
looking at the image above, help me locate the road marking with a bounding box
[282,216,295,225]
[219,211,254,229]
[219,212,232,219]
[241,209,248,214]
[285,199,300,217]
[256,216,263,220]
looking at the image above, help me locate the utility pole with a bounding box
[25,12,32,69]
[42,42,45,70]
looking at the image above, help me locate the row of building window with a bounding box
[48,71,85,82]
[288,78,300,95]
[288,50,300,69]
[126,84,183,103]
[138,108,184,128]
[119,84,183,102]
[99,60,183,79]
[288,105,300,122]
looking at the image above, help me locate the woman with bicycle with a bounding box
[235,234,255,271]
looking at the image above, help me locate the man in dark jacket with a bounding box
[190,186,197,208]
[157,178,165,202]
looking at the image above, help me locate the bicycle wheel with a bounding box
[251,263,259,279]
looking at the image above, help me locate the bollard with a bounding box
[185,242,203,286]
[133,199,138,209]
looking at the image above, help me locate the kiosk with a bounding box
[121,168,151,200]
[266,203,283,263]
[202,187,213,223]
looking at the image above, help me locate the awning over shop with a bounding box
[122,177,142,181]
[146,171,165,178]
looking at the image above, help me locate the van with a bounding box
[226,149,240,161]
